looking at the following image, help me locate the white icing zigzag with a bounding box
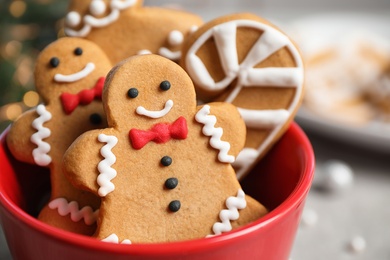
[30,104,52,166]
[209,189,247,236]
[195,105,235,163]
[101,234,131,244]
[97,134,118,197]
[48,198,99,225]
[65,0,137,37]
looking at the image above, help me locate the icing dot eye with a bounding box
[89,0,106,16]
[159,81,171,91]
[127,88,138,98]
[74,47,83,56]
[168,30,184,47]
[65,11,81,27]
[49,57,60,68]
[89,113,102,125]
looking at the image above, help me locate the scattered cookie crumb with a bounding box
[301,208,318,227]
[347,235,367,254]
[314,160,354,192]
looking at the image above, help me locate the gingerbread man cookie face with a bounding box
[104,56,196,130]
[35,37,109,107]
[63,54,267,243]
[7,37,113,235]
[65,0,203,63]
[181,13,305,179]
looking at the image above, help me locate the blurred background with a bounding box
[1,0,390,259]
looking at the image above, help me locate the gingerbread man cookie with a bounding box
[180,13,305,179]
[64,0,203,64]
[63,54,267,243]
[6,37,112,235]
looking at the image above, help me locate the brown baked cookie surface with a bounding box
[64,0,203,63]
[180,13,305,179]
[63,54,267,243]
[6,37,112,235]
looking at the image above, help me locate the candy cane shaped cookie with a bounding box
[181,13,304,179]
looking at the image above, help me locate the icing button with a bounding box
[160,156,172,166]
[168,200,181,212]
[89,113,102,125]
[165,177,178,189]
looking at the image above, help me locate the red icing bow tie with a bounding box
[60,77,105,115]
[129,117,188,150]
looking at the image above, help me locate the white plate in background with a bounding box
[286,12,390,152]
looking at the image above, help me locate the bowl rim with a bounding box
[0,122,315,256]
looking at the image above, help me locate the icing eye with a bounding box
[74,47,83,56]
[89,0,106,16]
[49,57,60,68]
[127,88,138,98]
[159,81,171,91]
[168,30,184,47]
[89,113,102,125]
[65,11,81,27]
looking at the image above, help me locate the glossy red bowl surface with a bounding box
[0,122,314,260]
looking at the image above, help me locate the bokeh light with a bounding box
[9,1,27,18]
[23,91,40,107]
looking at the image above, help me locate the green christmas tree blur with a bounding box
[0,0,67,131]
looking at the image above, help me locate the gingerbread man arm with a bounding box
[63,129,117,196]
[195,102,246,159]
[6,108,46,165]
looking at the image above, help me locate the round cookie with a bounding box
[63,54,267,243]
[65,0,203,63]
[180,13,305,179]
[6,37,112,235]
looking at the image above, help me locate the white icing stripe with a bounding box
[137,49,152,55]
[48,198,99,225]
[208,189,247,236]
[237,108,290,129]
[111,0,138,10]
[158,47,181,61]
[240,28,291,69]
[213,23,239,76]
[30,104,52,166]
[136,99,173,119]
[101,234,131,244]
[242,67,304,87]
[97,134,118,197]
[195,105,235,163]
[65,0,137,37]
[84,9,120,28]
[54,62,95,83]
[232,148,258,169]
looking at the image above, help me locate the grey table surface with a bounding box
[2,120,390,260]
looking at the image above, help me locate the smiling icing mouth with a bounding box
[54,62,95,83]
[136,100,174,118]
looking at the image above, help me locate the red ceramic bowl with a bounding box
[0,122,314,260]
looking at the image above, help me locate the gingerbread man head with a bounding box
[34,37,111,113]
[64,0,203,63]
[104,54,196,131]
